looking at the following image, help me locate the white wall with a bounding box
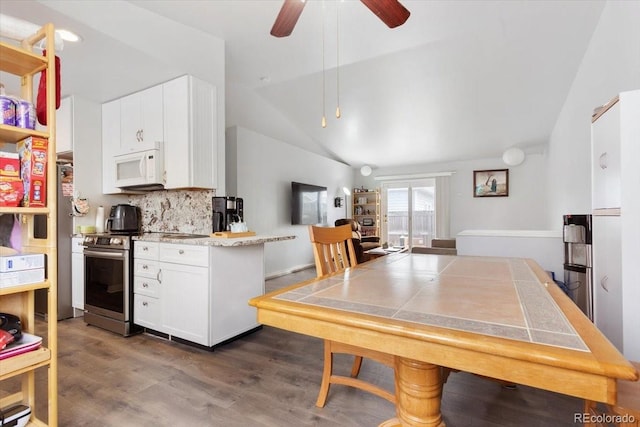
[226,126,354,277]
[546,1,640,224]
[69,96,127,228]
[355,151,549,237]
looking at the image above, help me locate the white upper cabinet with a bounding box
[591,100,621,211]
[119,85,164,153]
[101,75,217,193]
[163,75,217,190]
[102,99,124,194]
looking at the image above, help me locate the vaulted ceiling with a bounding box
[1,0,606,168]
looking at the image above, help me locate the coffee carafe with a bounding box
[212,196,244,232]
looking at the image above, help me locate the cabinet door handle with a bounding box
[142,301,148,307]
[600,275,609,292]
[157,270,162,283]
[599,152,608,169]
[143,282,149,288]
[178,249,185,255]
[143,246,149,251]
[142,264,148,270]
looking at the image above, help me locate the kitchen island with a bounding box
[132,233,294,348]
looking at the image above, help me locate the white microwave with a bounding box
[113,147,164,190]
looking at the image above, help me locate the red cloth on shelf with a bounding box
[36,49,61,126]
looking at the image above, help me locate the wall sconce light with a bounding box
[335,187,350,209]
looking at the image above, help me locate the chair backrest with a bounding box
[309,224,358,278]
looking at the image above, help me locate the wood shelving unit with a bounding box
[352,188,380,237]
[0,23,58,426]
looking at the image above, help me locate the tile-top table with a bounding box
[249,253,638,426]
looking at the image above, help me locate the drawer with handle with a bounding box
[159,243,208,267]
[134,241,159,260]
[134,294,161,329]
[134,259,160,278]
[134,275,160,298]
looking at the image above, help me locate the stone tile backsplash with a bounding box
[129,189,215,234]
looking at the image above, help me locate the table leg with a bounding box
[379,357,446,427]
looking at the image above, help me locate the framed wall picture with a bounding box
[473,169,509,197]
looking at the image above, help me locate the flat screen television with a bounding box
[291,181,328,225]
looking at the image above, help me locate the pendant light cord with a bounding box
[336,0,341,119]
[321,0,327,128]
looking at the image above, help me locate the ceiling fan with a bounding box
[270,0,411,37]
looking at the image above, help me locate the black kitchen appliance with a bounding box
[106,204,140,233]
[212,196,244,232]
[82,233,140,336]
[563,214,593,320]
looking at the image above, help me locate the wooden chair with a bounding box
[308,224,396,407]
[584,361,640,427]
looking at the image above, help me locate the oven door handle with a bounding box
[84,249,127,259]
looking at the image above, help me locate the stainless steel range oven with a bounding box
[83,234,139,336]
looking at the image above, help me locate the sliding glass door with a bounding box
[382,179,435,249]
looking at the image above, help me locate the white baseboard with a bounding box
[266,263,315,280]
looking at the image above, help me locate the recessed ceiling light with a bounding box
[56,29,81,42]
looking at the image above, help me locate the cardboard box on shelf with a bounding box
[0,253,45,273]
[0,152,20,178]
[0,269,45,288]
[0,177,23,207]
[17,136,48,207]
[0,253,46,288]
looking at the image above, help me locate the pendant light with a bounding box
[335,1,341,119]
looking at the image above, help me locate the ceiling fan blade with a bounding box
[360,0,410,28]
[270,0,307,37]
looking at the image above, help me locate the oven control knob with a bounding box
[110,237,123,246]
[83,236,94,245]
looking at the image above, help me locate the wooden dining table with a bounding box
[249,253,638,426]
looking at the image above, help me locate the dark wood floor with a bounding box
[4,269,584,426]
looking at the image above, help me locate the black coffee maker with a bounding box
[212,196,244,232]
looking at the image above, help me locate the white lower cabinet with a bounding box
[160,261,209,345]
[133,240,265,348]
[134,294,162,330]
[71,237,85,314]
[133,241,211,346]
[133,241,161,330]
[592,215,623,352]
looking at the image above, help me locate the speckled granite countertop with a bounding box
[133,233,295,247]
